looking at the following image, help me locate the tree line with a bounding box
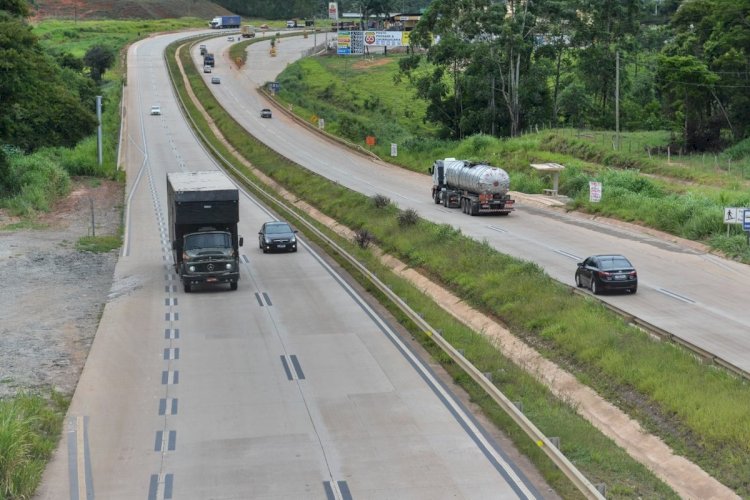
[399,0,749,152]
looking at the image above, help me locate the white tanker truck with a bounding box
[429,158,515,216]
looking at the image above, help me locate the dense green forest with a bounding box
[398,0,750,152]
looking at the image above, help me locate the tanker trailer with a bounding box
[429,158,515,216]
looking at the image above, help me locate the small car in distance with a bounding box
[575,254,637,295]
[260,108,272,118]
[227,36,234,41]
[211,76,221,84]
[258,221,298,253]
[203,65,212,73]
[150,105,161,115]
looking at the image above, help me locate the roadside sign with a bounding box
[391,143,397,157]
[589,181,602,203]
[724,207,744,224]
[744,209,750,231]
[269,82,281,93]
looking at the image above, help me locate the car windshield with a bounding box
[599,256,632,270]
[184,232,230,250]
[265,223,291,234]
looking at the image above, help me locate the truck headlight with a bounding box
[189,265,196,272]
[225,263,233,270]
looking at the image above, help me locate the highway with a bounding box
[200,34,750,375]
[36,31,544,500]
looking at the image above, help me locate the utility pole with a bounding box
[615,51,620,150]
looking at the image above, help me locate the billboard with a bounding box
[362,31,410,47]
[337,31,352,54]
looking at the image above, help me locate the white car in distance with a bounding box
[150,105,161,115]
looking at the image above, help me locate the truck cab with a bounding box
[167,171,243,293]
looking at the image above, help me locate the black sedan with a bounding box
[260,108,272,118]
[575,254,637,295]
[258,221,298,253]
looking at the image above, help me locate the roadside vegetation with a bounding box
[169,36,750,497]
[0,393,68,500]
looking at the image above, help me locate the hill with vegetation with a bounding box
[29,0,232,20]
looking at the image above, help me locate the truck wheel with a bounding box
[230,282,238,291]
[470,203,479,216]
[184,282,191,293]
[433,190,441,204]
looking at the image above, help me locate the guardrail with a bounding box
[165,37,606,499]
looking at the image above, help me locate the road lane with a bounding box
[37,31,543,500]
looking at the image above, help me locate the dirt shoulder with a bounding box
[0,178,123,399]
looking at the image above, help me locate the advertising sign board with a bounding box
[589,181,602,203]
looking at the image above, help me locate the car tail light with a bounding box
[597,271,612,279]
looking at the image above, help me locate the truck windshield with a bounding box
[184,232,230,250]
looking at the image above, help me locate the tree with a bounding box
[83,45,115,82]
[0,16,97,151]
[0,0,30,17]
[356,0,394,29]
[402,0,548,138]
[569,0,642,123]
[660,0,750,148]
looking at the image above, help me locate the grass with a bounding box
[0,393,68,499]
[75,234,121,253]
[32,18,207,58]
[169,37,750,497]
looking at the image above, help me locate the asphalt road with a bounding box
[202,35,750,375]
[36,31,542,500]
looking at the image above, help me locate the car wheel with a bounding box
[262,247,268,254]
[630,286,637,294]
[183,282,191,293]
[575,274,583,288]
[230,282,238,291]
[591,279,600,295]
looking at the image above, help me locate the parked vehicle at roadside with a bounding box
[260,108,272,118]
[575,254,638,294]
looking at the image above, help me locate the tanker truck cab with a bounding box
[429,158,515,216]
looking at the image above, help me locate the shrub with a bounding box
[372,194,391,209]
[397,208,419,226]
[354,228,374,248]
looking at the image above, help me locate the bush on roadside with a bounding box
[397,208,419,226]
[372,194,391,209]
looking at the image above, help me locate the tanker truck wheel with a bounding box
[470,203,479,216]
[433,190,441,204]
